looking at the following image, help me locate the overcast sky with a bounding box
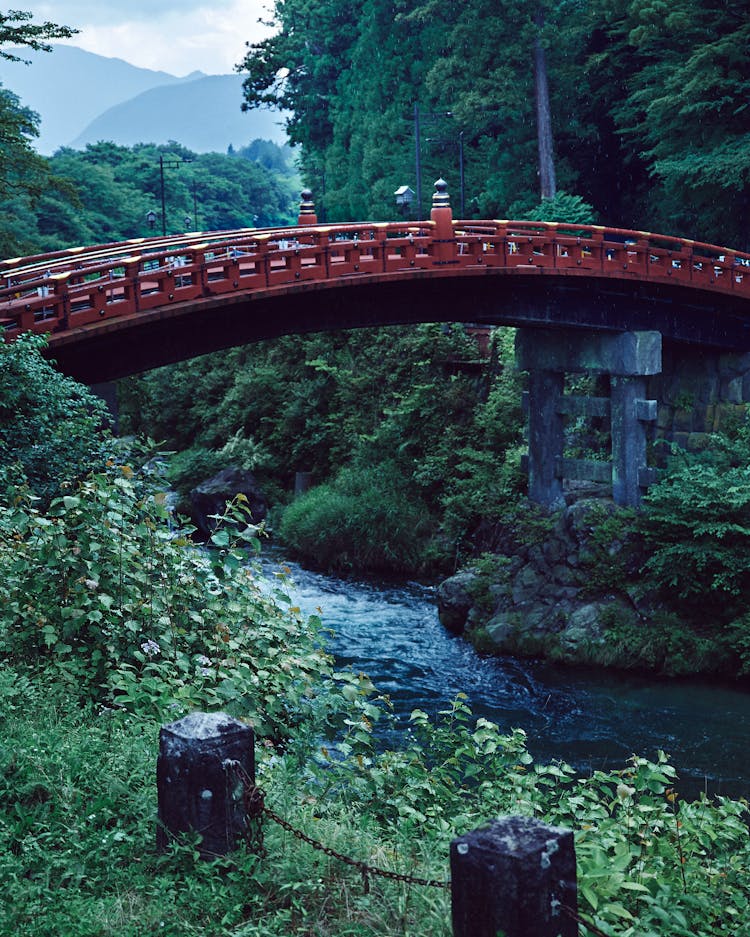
[22,1,275,76]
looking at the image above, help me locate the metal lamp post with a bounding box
[413,105,467,218]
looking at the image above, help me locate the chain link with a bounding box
[223,760,450,892]
[223,762,624,932]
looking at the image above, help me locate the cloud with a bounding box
[22,1,275,76]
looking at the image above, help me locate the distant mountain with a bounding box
[70,74,287,152]
[0,45,287,155]
[0,45,192,154]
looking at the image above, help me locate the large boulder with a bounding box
[436,497,646,667]
[189,467,267,539]
[437,569,480,634]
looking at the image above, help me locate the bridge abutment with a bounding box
[516,329,662,508]
[648,343,750,450]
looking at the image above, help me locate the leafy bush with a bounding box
[0,331,110,501]
[0,465,349,741]
[521,190,599,225]
[638,454,750,619]
[166,445,230,498]
[279,461,433,574]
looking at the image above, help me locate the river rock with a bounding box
[437,497,646,667]
[437,569,479,634]
[189,467,267,539]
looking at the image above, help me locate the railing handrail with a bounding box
[3,219,749,344]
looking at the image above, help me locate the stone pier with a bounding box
[516,329,662,508]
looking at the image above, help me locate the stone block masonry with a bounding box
[647,342,750,450]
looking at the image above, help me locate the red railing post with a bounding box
[430,178,456,265]
[298,189,318,226]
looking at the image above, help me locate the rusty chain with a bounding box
[223,761,621,933]
[223,760,450,893]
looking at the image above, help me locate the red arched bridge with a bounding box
[3,184,750,384]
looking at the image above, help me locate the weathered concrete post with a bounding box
[450,816,578,937]
[89,381,119,433]
[156,711,255,857]
[516,328,661,507]
[294,470,313,496]
[611,375,650,506]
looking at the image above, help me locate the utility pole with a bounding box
[158,155,193,236]
[414,102,422,220]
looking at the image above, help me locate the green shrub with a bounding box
[279,462,432,575]
[638,459,750,619]
[0,331,110,501]
[521,190,599,225]
[0,465,352,741]
[166,446,229,498]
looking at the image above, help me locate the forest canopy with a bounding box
[238,0,750,248]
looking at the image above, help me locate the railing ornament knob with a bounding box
[299,189,315,216]
[432,178,450,209]
[298,189,318,225]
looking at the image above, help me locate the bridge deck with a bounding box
[3,219,750,382]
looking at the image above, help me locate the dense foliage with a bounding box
[239,0,750,247]
[0,138,299,257]
[634,427,750,673]
[0,10,77,225]
[120,324,526,574]
[0,331,110,501]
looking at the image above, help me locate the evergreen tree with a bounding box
[586,0,750,245]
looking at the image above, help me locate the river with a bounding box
[260,553,750,800]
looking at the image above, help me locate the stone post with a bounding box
[527,368,565,508]
[294,471,313,496]
[516,328,661,508]
[450,816,578,937]
[89,381,119,433]
[610,375,648,507]
[156,711,255,858]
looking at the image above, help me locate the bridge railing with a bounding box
[3,202,750,343]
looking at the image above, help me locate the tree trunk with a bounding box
[533,6,556,200]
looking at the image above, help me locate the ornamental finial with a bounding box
[432,178,450,209]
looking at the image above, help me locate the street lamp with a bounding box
[394,185,415,218]
[412,105,467,218]
[146,209,157,231]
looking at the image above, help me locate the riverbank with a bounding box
[260,553,750,797]
[436,494,750,679]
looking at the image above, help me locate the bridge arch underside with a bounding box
[45,269,750,384]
